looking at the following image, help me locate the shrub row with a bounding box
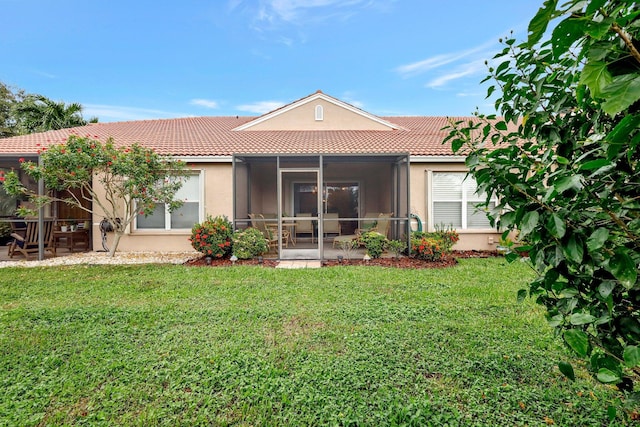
[191,216,460,261]
[190,215,268,260]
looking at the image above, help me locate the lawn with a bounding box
[0,258,630,426]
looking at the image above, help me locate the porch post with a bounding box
[405,154,411,257]
[38,155,45,261]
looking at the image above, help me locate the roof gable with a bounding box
[233,91,402,131]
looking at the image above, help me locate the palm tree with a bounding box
[13,95,89,134]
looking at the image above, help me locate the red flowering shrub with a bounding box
[189,215,233,258]
[411,228,459,261]
[411,236,445,261]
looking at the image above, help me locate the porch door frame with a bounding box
[278,165,322,259]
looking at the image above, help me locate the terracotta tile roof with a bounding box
[0,115,478,157]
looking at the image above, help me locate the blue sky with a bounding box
[1,0,542,122]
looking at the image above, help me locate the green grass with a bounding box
[0,259,630,425]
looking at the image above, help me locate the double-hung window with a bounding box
[431,172,496,230]
[136,172,202,230]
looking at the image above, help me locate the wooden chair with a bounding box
[8,219,56,259]
[249,214,278,249]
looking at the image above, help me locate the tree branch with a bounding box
[612,22,640,64]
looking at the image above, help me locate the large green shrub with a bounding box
[189,215,233,258]
[359,231,387,259]
[232,227,269,259]
[444,0,640,390]
[387,239,407,260]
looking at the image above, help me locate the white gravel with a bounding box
[0,251,202,268]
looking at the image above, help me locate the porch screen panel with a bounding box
[234,160,250,227]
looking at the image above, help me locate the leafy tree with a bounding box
[0,82,24,137]
[2,135,187,256]
[1,81,98,136]
[12,94,93,134]
[445,0,640,394]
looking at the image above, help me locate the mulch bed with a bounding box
[184,250,498,269]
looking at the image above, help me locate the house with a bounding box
[0,91,500,259]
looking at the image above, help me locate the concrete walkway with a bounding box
[276,260,322,269]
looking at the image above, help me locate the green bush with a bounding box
[232,227,269,259]
[359,231,387,259]
[387,239,407,259]
[189,215,233,258]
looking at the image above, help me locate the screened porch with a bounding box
[232,154,410,260]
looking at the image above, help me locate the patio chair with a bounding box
[8,219,56,259]
[322,213,342,238]
[332,212,378,248]
[373,213,393,238]
[358,212,380,234]
[295,213,314,243]
[249,214,276,248]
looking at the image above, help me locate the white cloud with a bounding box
[425,59,488,89]
[395,39,496,78]
[235,100,285,114]
[243,0,392,32]
[190,99,220,109]
[83,104,193,122]
[341,91,365,109]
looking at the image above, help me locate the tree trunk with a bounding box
[108,231,123,257]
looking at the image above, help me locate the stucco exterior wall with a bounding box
[89,160,500,254]
[91,163,234,253]
[244,99,393,131]
[409,162,501,252]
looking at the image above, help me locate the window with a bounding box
[136,173,202,230]
[431,172,496,229]
[315,105,324,121]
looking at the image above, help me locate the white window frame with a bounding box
[315,105,324,121]
[428,171,497,231]
[134,170,204,231]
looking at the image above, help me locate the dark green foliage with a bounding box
[0,82,95,136]
[359,231,387,258]
[387,239,407,259]
[445,0,640,390]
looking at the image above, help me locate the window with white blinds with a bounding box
[136,172,202,230]
[432,172,495,229]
